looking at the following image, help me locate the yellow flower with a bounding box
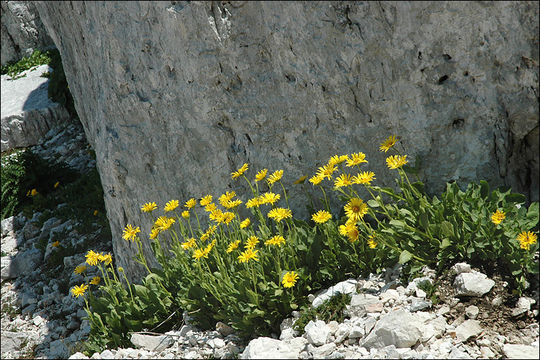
[54,181,60,189]
[232,163,249,179]
[346,152,368,167]
[517,231,537,250]
[149,227,160,239]
[265,235,286,247]
[491,209,505,225]
[154,216,175,231]
[205,203,218,213]
[201,225,217,241]
[353,171,376,185]
[328,155,349,166]
[334,174,354,188]
[141,202,157,212]
[344,198,368,222]
[260,192,281,205]
[193,248,207,260]
[367,233,377,248]
[282,271,299,288]
[99,253,112,265]
[238,248,259,263]
[200,195,213,206]
[71,283,88,298]
[164,199,179,212]
[224,199,242,209]
[386,155,408,169]
[245,236,259,250]
[209,209,224,223]
[340,221,360,243]
[267,170,284,185]
[219,191,237,206]
[293,175,307,184]
[182,210,190,219]
[246,197,262,208]
[85,250,100,266]
[240,218,251,229]
[93,210,99,216]
[255,169,268,182]
[380,135,398,152]
[182,238,197,250]
[226,240,241,253]
[74,265,87,275]
[30,189,38,197]
[122,224,141,241]
[203,240,217,256]
[316,164,337,180]
[268,208,292,222]
[312,210,332,224]
[51,240,60,247]
[309,175,323,186]
[89,276,101,285]
[222,212,236,225]
[185,198,197,209]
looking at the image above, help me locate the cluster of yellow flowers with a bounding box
[70,250,112,298]
[491,209,538,250]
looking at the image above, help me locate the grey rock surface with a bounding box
[35,1,539,280]
[130,333,174,352]
[240,337,301,359]
[454,272,495,297]
[1,1,54,66]
[311,279,357,308]
[503,343,540,359]
[1,65,70,152]
[361,309,424,349]
[454,319,483,342]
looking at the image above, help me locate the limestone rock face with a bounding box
[1,1,54,65]
[35,2,539,280]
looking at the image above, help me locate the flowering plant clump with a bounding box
[80,134,538,354]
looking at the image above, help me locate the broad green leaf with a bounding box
[440,238,451,249]
[389,219,406,227]
[479,180,489,199]
[398,250,413,264]
[367,199,380,208]
[441,221,454,237]
[505,193,525,204]
[419,212,429,229]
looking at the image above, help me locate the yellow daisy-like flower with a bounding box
[267,170,284,185]
[226,240,241,253]
[268,208,293,222]
[491,210,505,225]
[93,210,99,216]
[89,276,101,285]
[51,240,60,247]
[238,248,259,263]
[71,283,88,298]
[344,198,368,222]
[293,175,308,184]
[182,238,197,250]
[200,195,213,207]
[122,224,141,241]
[149,227,160,240]
[155,216,175,231]
[185,198,197,209]
[245,236,259,250]
[203,240,217,257]
[85,250,100,266]
[386,155,408,169]
[205,203,218,213]
[200,225,217,241]
[282,271,299,288]
[193,248,208,260]
[54,181,60,189]
[222,212,236,225]
[316,164,338,180]
[380,135,398,152]
[219,191,237,206]
[209,209,224,223]
[246,197,262,209]
[224,199,242,209]
[30,189,38,197]
[164,199,179,212]
[309,174,323,186]
[260,192,281,205]
[346,152,368,167]
[232,163,249,179]
[344,222,360,243]
[74,265,87,275]
[98,253,112,265]
[517,231,538,251]
[334,174,354,188]
[367,233,377,248]
[181,210,190,219]
[353,171,376,185]
[312,210,332,224]
[141,202,157,213]
[255,169,268,182]
[328,155,349,166]
[265,235,286,247]
[240,218,251,229]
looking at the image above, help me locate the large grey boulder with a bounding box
[35,2,539,280]
[361,309,424,349]
[1,1,54,66]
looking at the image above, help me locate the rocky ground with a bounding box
[1,67,539,360]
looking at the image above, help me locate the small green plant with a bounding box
[293,293,351,333]
[1,50,52,79]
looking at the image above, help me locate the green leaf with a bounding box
[389,219,406,228]
[367,199,380,208]
[440,238,451,249]
[440,221,454,237]
[398,250,413,264]
[479,180,489,199]
[505,193,526,204]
